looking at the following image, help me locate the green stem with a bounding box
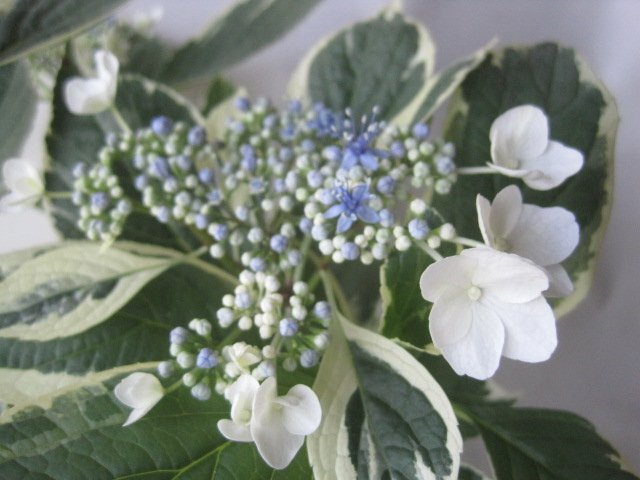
[45,191,73,199]
[293,236,312,283]
[456,166,497,175]
[110,105,131,134]
[318,268,355,322]
[163,379,183,395]
[415,241,444,262]
[451,236,485,248]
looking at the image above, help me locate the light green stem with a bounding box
[110,105,131,134]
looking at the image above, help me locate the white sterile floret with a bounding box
[0,159,44,211]
[217,374,259,442]
[114,372,164,426]
[224,342,262,373]
[250,377,322,469]
[420,247,557,380]
[488,105,583,190]
[64,50,119,115]
[476,185,579,297]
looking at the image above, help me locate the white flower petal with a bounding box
[217,419,253,442]
[486,295,557,363]
[114,372,163,409]
[277,384,322,436]
[464,248,548,303]
[490,105,549,167]
[508,205,579,266]
[438,302,505,380]
[544,264,574,298]
[95,50,119,86]
[489,185,522,238]
[251,377,305,469]
[226,374,259,424]
[520,140,583,190]
[122,402,157,427]
[429,290,474,348]
[476,194,492,246]
[3,159,43,195]
[420,255,476,302]
[64,77,112,115]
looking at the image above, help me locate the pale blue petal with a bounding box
[356,205,380,223]
[324,204,345,219]
[336,215,354,233]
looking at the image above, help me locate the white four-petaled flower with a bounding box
[217,375,322,470]
[488,105,583,190]
[114,372,164,426]
[0,158,44,211]
[476,185,579,297]
[420,247,557,380]
[64,50,119,115]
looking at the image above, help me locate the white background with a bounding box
[1,0,638,474]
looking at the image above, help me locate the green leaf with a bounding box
[0,373,312,479]
[288,5,435,121]
[121,31,173,80]
[204,75,236,116]
[46,55,202,249]
[466,405,639,480]
[0,0,128,66]
[161,0,321,85]
[392,40,495,126]
[0,61,38,162]
[459,464,492,480]
[437,42,618,317]
[379,246,434,345]
[0,242,178,342]
[309,308,462,479]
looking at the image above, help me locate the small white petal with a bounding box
[464,248,548,303]
[64,78,112,115]
[508,205,579,266]
[429,290,474,347]
[95,50,119,87]
[520,141,583,190]
[544,264,574,298]
[217,419,253,442]
[438,302,505,380]
[251,377,305,469]
[420,255,476,302]
[123,402,155,427]
[476,194,492,246]
[114,373,163,426]
[487,295,557,363]
[490,105,549,167]
[277,384,322,436]
[226,374,259,424]
[489,185,522,239]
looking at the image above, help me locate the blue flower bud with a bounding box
[90,192,110,211]
[207,189,222,205]
[209,223,229,241]
[341,242,360,261]
[191,383,212,401]
[412,122,429,139]
[379,209,395,228]
[390,141,405,158]
[300,349,319,368]
[149,157,171,179]
[272,178,285,193]
[288,99,302,113]
[151,116,173,136]
[314,301,331,320]
[195,214,209,230]
[235,97,250,112]
[307,170,323,188]
[188,126,206,146]
[198,168,215,184]
[408,218,430,240]
[301,139,315,152]
[270,234,288,253]
[157,361,175,378]
[235,291,252,309]
[299,218,313,234]
[436,156,456,175]
[170,326,189,345]
[279,147,293,161]
[176,155,192,171]
[287,250,302,266]
[323,145,341,162]
[72,163,86,178]
[377,175,395,196]
[249,257,267,272]
[134,175,148,191]
[133,155,146,169]
[249,178,265,194]
[196,348,218,369]
[156,206,171,223]
[279,318,299,337]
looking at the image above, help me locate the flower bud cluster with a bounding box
[71,162,131,242]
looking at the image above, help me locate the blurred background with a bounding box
[1,0,638,473]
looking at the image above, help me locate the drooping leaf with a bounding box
[0,61,38,162]
[0,373,312,479]
[288,5,435,122]
[0,0,127,65]
[0,242,176,341]
[161,0,322,85]
[46,55,202,249]
[466,405,638,480]
[308,307,462,479]
[438,42,618,317]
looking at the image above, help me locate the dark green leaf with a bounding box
[122,31,173,80]
[331,261,380,326]
[0,61,38,162]
[466,405,638,480]
[0,0,128,65]
[437,42,617,316]
[0,374,311,479]
[291,7,435,121]
[161,0,321,85]
[204,76,236,116]
[459,464,492,480]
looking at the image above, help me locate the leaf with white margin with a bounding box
[392,39,496,127]
[288,4,435,122]
[309,310,462,480]
[0,242,178,341]
[437,42,618,318]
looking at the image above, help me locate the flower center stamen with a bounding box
[467,285,482,301]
